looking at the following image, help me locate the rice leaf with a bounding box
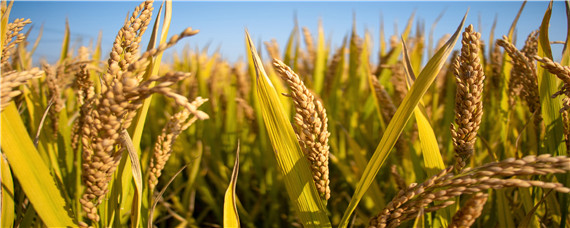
[148,164,189,228]
[563,0,570,66]
[1,155,15,228]
[246,30,331,227]
[403,32,450,226]
[377,12,414,84]
[519,190,552,228]
[338,12,466,228]
[538,0,566,157]
[119,130,143,228]
[283,19,298,67]
[58,18,69,62]
[428,9,446,58]
[401,38,445,177]
[518,188,540,227]
[497,189,515,228]
[0,0,15,56]
[223,143,241,227]
[537,2,569,226]
[0,103,75,226]
[313,19,326,94]
[29,23,43,56]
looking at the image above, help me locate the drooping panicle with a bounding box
[497,32,541,125]
[273,58,331,201]
[369,154,570,228]
[148,97,208,191]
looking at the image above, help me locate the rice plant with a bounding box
[1,0,569,227]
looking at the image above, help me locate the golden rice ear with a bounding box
[78,1,203,221]
[0,68,43,112]
[451,24,485,171]
[272,59,331,201]
[448,193,489,228]
[1,18,31,68]
[148,97,208,192]
[497,35,542,125]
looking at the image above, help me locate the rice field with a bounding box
[1,0,570,227]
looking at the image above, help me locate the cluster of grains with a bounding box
[448,192,488,228]
[233,62,250,100]
[390,62,407,105]
[437,51,458,107]
[390,165,407,191]
[79,1,156,219]
[264,39,280,61]
[370,73,410,158]
[497,33,541,125]
[450,25,485,171]
[1,18,31,69]
[370,75,397,122]
[323,46,344,95]
[436,34,452,52]
[43,63,65,138]
[534,56,570,110]
[71,64,94,153]
[0,68,43,112]
[77,0,208,221]
[487,42,503,100]
[368,154,570,228]
[148,97,208,191]
[233,62,255,122]
[302,27,316,68]
[43,48,96,138]
[0,16,40,112]
[273,59,331,200]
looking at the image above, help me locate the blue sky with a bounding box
[9,1,568,65]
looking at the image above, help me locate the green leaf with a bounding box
[378,12,414,84]
[536,2,569,227]
[563,0,570,66]
[538,0,565,157]
[223,143,241,227]
[0,0,15,56]
[338,12,467,227]
[402,32,449,226]
[401,37,445,178]
[313,19,326,95]
[148,164,189,228]
[246,30,331,227]
[1,155,15,228]
[497,189,515,228]
[59,18,69,62]
[1,103,76,227]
